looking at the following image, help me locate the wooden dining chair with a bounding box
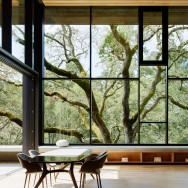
[79,151,108,188]
[17,153,44,188]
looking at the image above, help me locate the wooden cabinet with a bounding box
[105,151,188,164]
[174,152,188,163]
[107,152,141,163]
[142,152,173,163]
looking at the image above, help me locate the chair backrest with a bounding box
[17,153,42,173]
[29,150,40,157]
[95,151,108,169]
[81,151,108,172]
[98,151,108,158]
[86,150,108,162]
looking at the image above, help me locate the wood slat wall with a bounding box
[42,0,188,6]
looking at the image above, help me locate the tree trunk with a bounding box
[74,80,112,143]
[91,92,112,143]
[122,54,135,144]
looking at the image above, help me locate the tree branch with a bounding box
[143,27,162,43]
[169,26,188,36]
[77,108,102,141]
[0,78,22,87]
[0,110,85,142]
[141,96,166,120]
[45,58,78,78]
[111,126,121,144]
[140,66,164,114]
[44,91,90,113]
[45,33,67,50]
[0,111,22,127]
[100,80,123,116]
[110,25,131,53]
[62,25,75,56]
[168,51,188,70]
[67,57,86,76]
[44,127,84,143]
[169,95,188,110]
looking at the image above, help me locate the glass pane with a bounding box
[0,61,23,145]
[44,7,90,78]
[44,80,90,144]
[0,27,1,48]
[168,80,188,144]
[91,80,138,144]
[92,7,138,78]
[168,23,188,78]
[140,123,166,144]
[12,0,25,62]
[143,12,162,61]
[140,66,166,122]
[0,0,2,47]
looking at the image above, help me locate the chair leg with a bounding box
[82,173,86,188]
[84,173,86,183]
[55,172,59,181]
[80,173,83,188]
[33,174,37,185]
[98,174,102,188]
[48,166,52,185]
[50,172,52,186]
[53,166,57,181]
[90,174,95,179]
[28,174,31,188]
[96,174,100,188]
[45,176,48,188]
[24,174,28,188]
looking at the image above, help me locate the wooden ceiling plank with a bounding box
[42,0,188,6]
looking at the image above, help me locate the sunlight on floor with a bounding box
[1,164,188,188]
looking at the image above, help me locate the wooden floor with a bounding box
[1,164,188,188]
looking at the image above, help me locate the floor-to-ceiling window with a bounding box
[0,0,25,146]
[43,6,188,145]
[0,62,23,145]
[139,7,168,144]
[44,7,90,144]
[91,7,138,144]
[168,7,188,144]
[0,0,2,47]
[12,0,25,62]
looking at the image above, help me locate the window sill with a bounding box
[38,145,188,153]
[0,145,22,152]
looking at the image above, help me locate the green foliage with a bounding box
[0,63,23,145]
[1,22,188,145]
[140,66,166,122]
[168,25,188,78]
[44,80,90,144]
[96,25,138,78]
[168,80,188,143]
[140,123,166,144]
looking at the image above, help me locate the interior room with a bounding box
[0,0,188,187]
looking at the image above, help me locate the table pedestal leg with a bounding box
[34,163,47,188]
[69,163,78,188]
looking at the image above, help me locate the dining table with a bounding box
[29,148,91,188]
